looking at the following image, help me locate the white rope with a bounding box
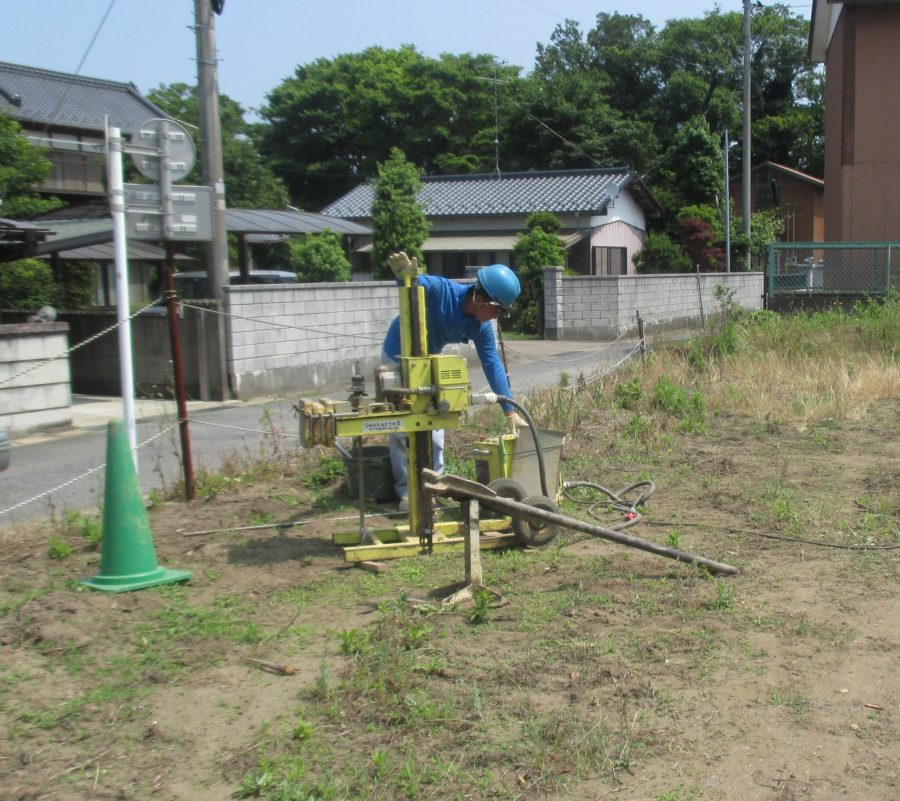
[501,324,637,365]
[0,297,163,388]
[178,301,385,347]
[0,421,178,518]
[190,418,301,439]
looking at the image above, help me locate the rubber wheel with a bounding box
[512,494,560,547]
[486,477,527,502]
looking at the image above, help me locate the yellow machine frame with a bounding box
[296,261,517,560]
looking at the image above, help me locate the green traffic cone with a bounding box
[81,420,191,593]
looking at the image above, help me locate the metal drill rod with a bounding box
[423,470,738,576]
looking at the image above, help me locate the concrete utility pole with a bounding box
[194,0,229,299]
[742,0,753,270]
[724,128,731,273]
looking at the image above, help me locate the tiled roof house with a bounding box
[0,61,168,202]
[322,167,661,278]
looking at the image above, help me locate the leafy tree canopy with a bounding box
[0,114,63,219]
[284,230,351,282]
[259,46,521,209]
[0,258,60,309]
[146,83,290,209]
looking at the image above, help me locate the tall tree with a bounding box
[0,113,62,219]
[370,148,429,280]
[146,83,290,209]
[259,46,521,209]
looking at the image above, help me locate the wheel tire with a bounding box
[483,478,527,529]
[512,494,560,547]
[486,477,527,502]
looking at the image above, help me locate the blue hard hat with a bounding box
[477,264,521,309]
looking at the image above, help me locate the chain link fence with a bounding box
[768,242,899,295]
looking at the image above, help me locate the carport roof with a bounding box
[17,209,370,258]
[47,241,195,262]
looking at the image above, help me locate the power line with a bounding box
[42,0,118,136]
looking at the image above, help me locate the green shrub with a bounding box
[0,259,60,310]
[302,454,345,489]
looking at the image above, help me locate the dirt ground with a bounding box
[0,399,897,801]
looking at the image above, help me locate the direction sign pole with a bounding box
[107,125,139,470]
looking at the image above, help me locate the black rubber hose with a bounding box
[495,395,549,497]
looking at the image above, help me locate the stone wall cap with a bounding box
[0,322,70,335]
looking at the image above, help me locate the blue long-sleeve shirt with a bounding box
[382,274,513,413]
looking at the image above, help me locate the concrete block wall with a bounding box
[0,322,72,434]
[225,281,399,400]
[543,268,764,339]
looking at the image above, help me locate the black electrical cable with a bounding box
[495,395,548,497]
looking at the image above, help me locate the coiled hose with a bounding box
[562,480,656,531]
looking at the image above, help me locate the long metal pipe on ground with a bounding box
[423,470,738,576]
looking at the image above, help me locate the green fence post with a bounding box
[887,244,892,292]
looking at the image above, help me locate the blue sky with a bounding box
[6,1,809,114]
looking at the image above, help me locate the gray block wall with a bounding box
[225,281,399,400]
[543,268,764,339]
[223,281,488,401]
[0,322,72,434]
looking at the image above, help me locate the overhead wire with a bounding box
[40,0,118,137]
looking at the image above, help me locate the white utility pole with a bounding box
[194,0,229,300]
[107,125,138,468]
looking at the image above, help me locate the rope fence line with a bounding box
[2,294,654,520]
[501,323,637,365]
[179,300,386,347]
[189,417,301,439]
[0,421,179,518]
[1,297,164,389]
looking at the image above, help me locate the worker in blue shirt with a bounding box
[381,252,529,510]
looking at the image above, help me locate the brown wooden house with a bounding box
[730,161,825,243]
[810,0,900,242]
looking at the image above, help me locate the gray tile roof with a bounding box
[224,208,371,236]
[321,168,657,219]
[0,61,167,135]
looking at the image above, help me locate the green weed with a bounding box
[707,579,735,612]
[46,536,72,560]
[302,454,345,489]
[338,628,370,658]
[468,587,493,624]
[62,510,102,549]
[614,378,643,409]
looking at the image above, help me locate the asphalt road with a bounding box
[0,336,647,525]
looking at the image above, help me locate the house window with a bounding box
[592,246,627,275]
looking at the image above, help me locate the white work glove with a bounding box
[387,251,419,279]
[506,411,530,434]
